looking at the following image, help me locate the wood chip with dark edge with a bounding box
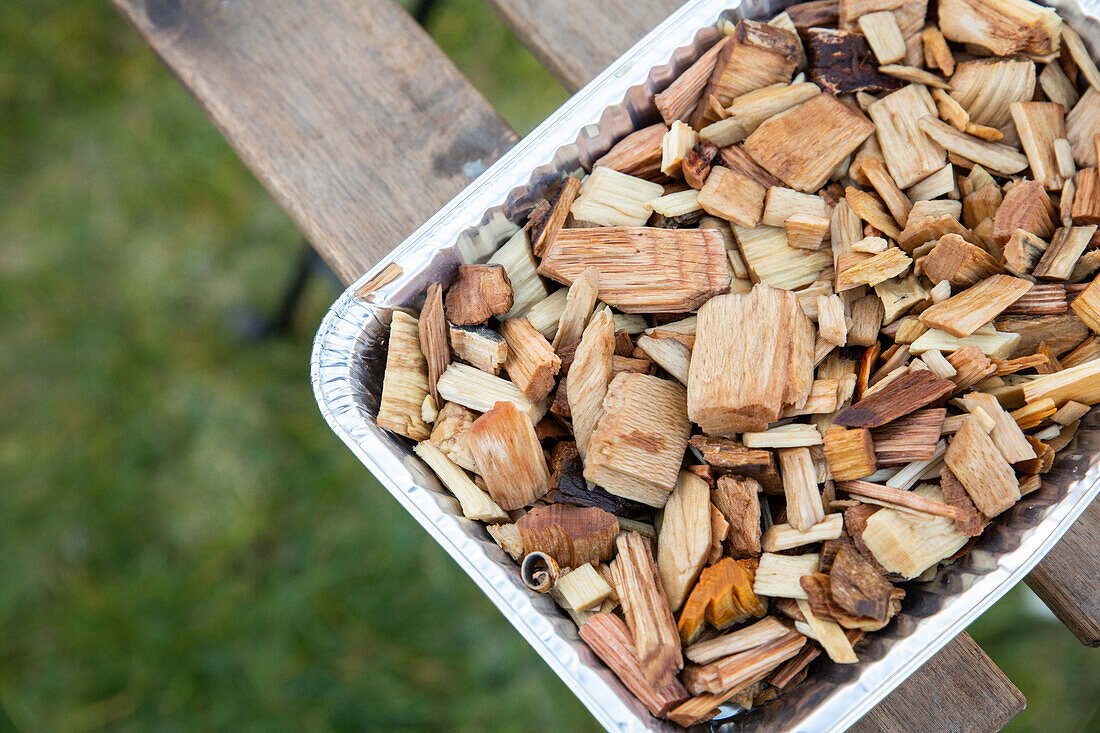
[545,441,649,517]
[516,503,619,568]
[871,407,946,464]
[692,19,801,128]
[940,466,990,537]
[838,479,967,521]
[830,537,894,623]
[805,27,904,96]
[689,435,781,492]
[593,122,669,182]
[718,144,785,190]
[785,0,840,28]
[683,142,719,190]
[834,370,955,428]
[532,176,582,257]
[713,475,763,558]
[445,263,514,325]
[417,283,449,405]
[579,613,690,718]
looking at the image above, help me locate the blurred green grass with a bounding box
[0,0,1094,730]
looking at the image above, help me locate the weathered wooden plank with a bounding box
[1027,496,1100,646]
[111,0,517,285]
[851,633,1025,733]
[483,0,682,91]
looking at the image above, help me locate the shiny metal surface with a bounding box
[312,2,1100,730]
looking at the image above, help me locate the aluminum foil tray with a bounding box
[312,1,1100,729]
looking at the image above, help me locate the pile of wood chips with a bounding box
[374,0,1100,725]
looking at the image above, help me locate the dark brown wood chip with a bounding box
[835,370,955,428]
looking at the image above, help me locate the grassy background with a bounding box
[0,0,1095,730]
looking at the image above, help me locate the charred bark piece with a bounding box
[806,28,904,96]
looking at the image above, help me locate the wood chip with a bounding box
[698,166,767,228]
[585,373,691,507]
[734,223,832,290]
[922,234,1005,288]
[762,514,844,552]
[962,392,1036,463]
[859,485,969,578]
[701,83,822,148]
[594,123,668,181]
[413,441,508,523]
[944,414,1021,517]
[500,317,561,401]
[830,537,894,621]
[448,323,508,375]
[694,20,802,127]
[648,469,710,615]
[580,614,689,717]
[745,93,875,192]
[1072,168,1100,225]
[688,285,813,434]
[377,311,431,441]
[837,247,912,290]
[552,266,600,351]
[919,274,1033,337]
[713,475,764,558]
[682,631,808,695]
[468,400,551,511]
[838,479,967,521]
[778,447,826,531]
[538,227,730,313]
[610,532,684,688]
[871,407,946,464]
[445,264,514,325]
[685,616,792,665]
[859,11,906,64]
[678,557,766,645]
[993,180,1056,245]
[753,552,821,599]
[917,116,1029,176]
[786,213,831,251]
[1033,226,1100,280]
[806,28,903,95]
[1023,358,1100,406]
[835,369,955,427]
[938,0,1061,57]
[517,504,619,568]
[1011,101,1068,190]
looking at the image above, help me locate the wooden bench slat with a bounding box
[484,0,681,92]
[1027,496,1100,646]
[111,0,517,285]
[851,633,1025,733]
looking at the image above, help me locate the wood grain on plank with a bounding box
[483,0,683,91]
[1027,496,1100,646]
[111,0,517,285]
[850,633,1025,733]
